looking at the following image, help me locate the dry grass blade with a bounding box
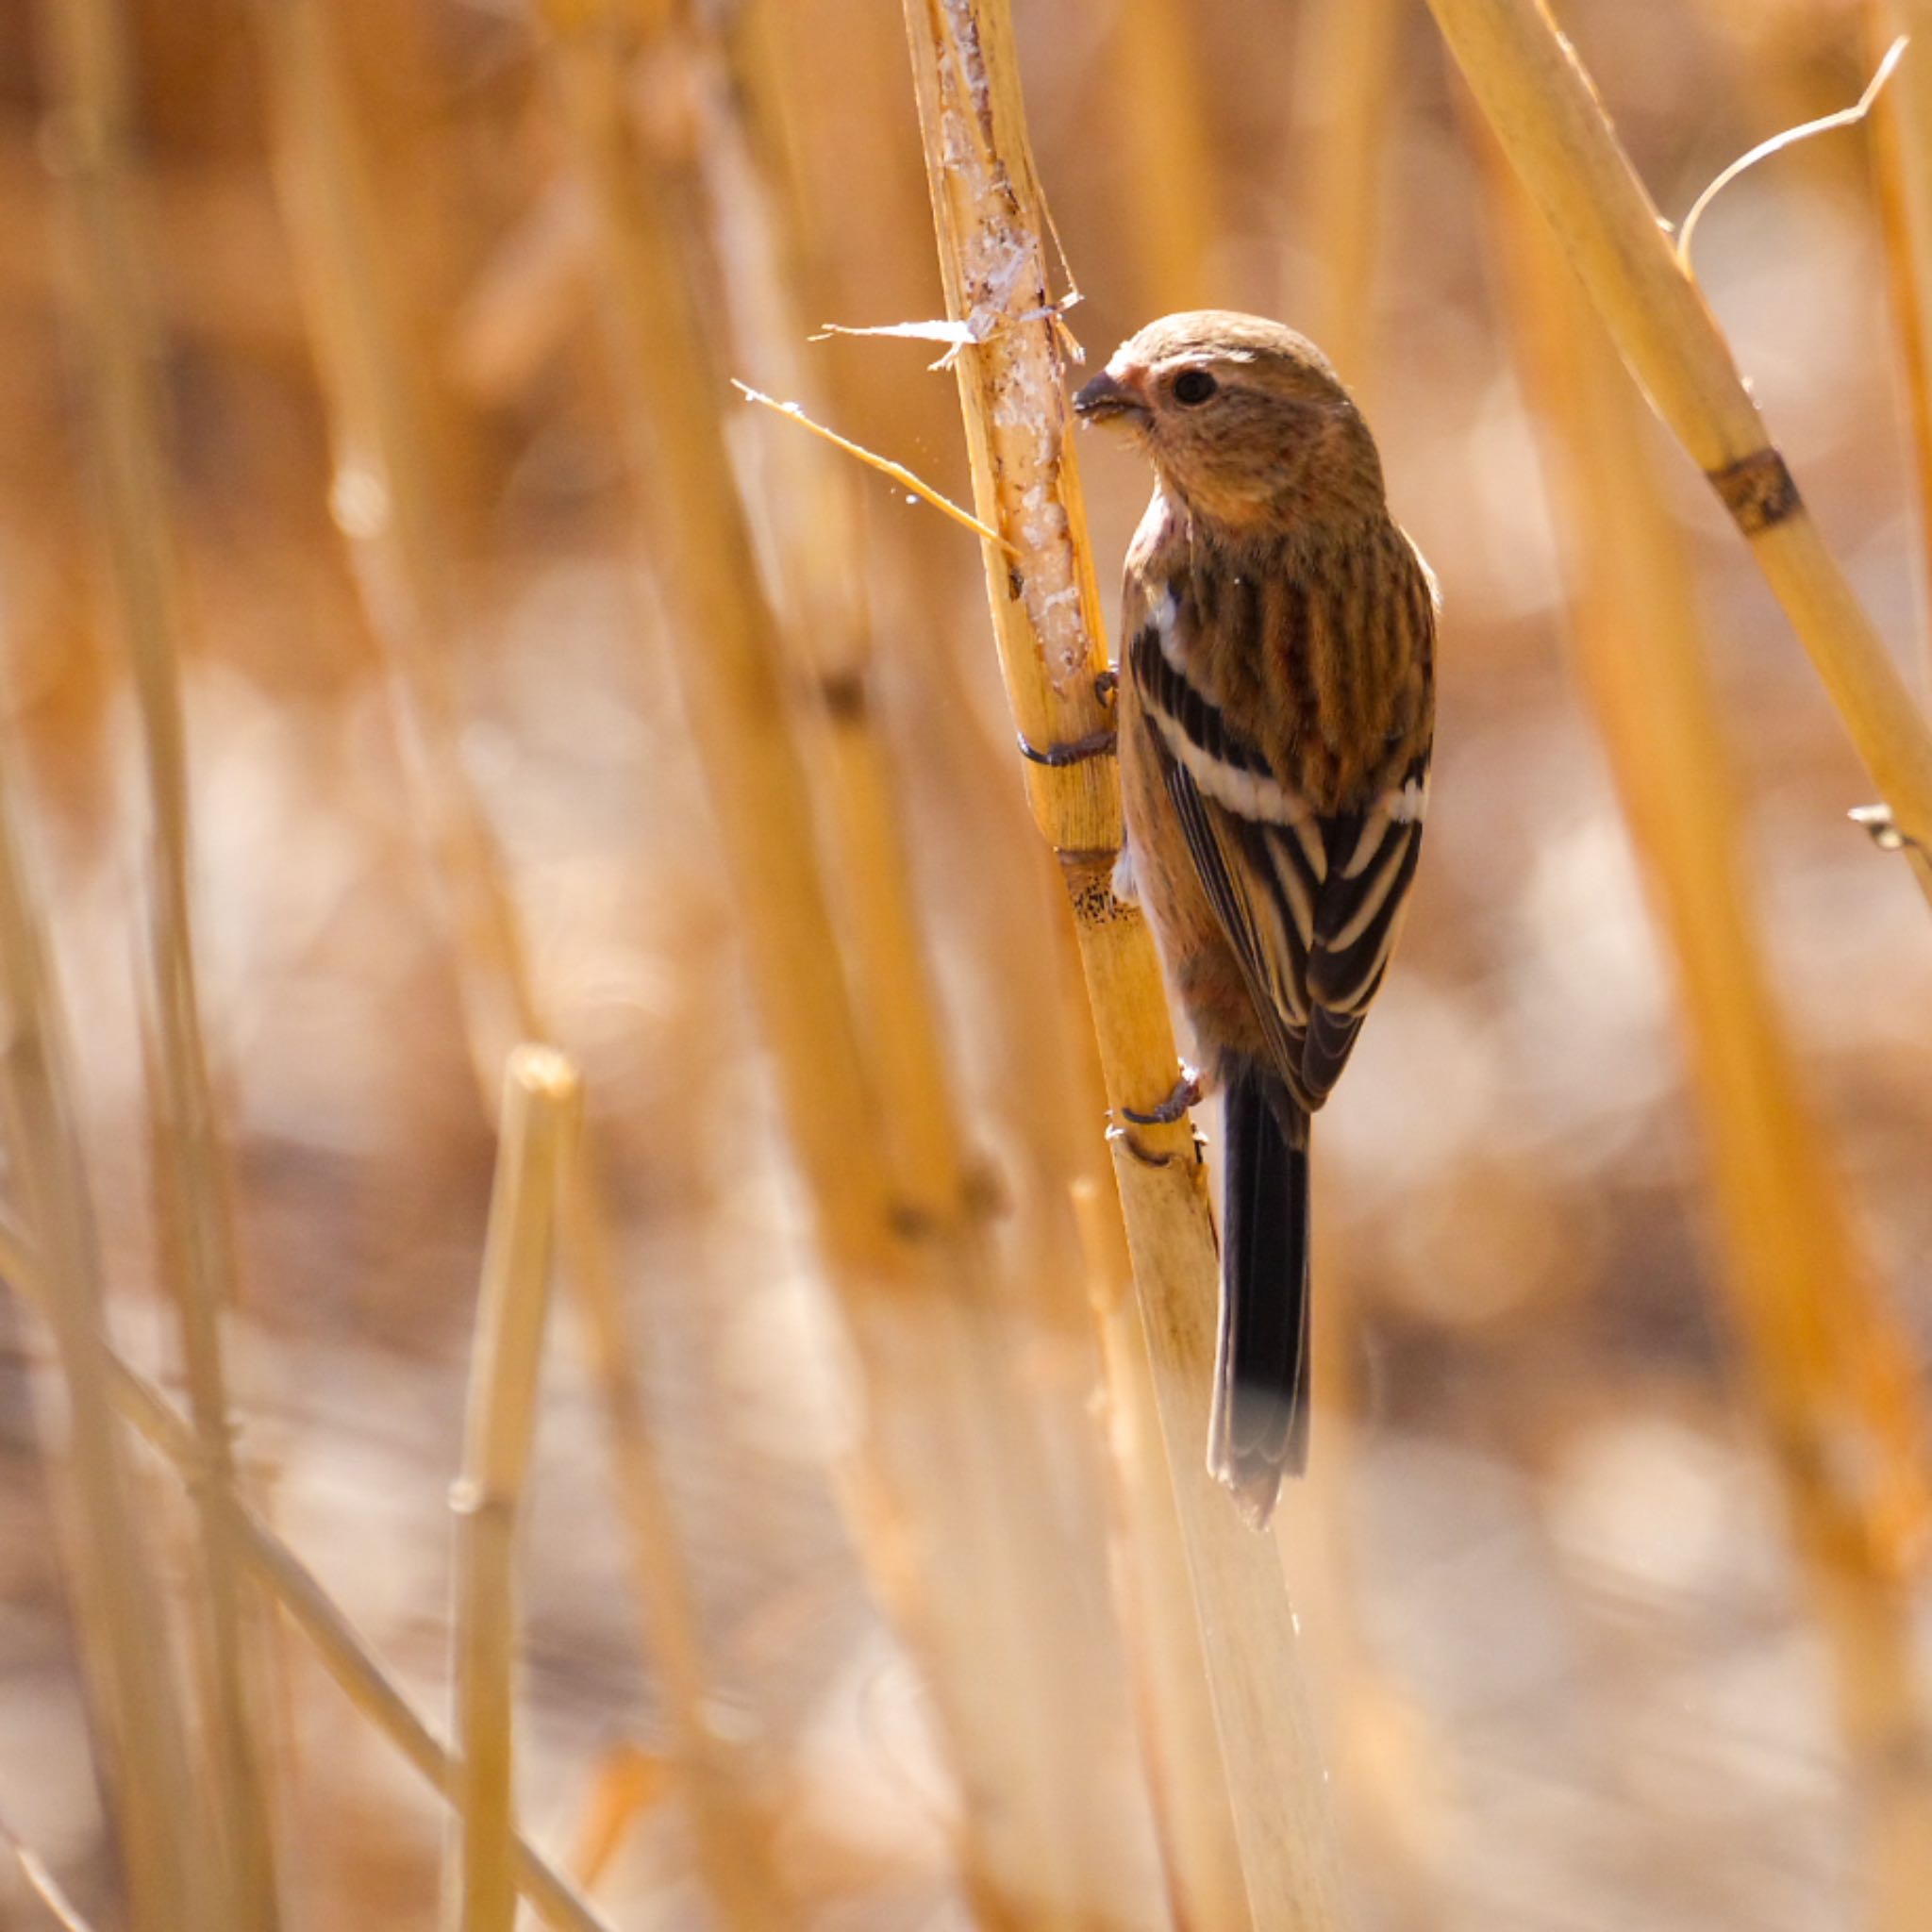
[37,0,279,1920]
[247,3,775,1919]
[899,0,1347,1919]
[1491,158,1932,1924]
[447,1047,582,1932]
[0,1809,100,1932]
[0,764,200,1931]
[1426,0,1932,904]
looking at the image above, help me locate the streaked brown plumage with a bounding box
[1074,311,1436,1524]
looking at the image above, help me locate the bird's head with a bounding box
[1073,310,1383,531]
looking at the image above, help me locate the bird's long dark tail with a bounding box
[1208,1059,1311,1526]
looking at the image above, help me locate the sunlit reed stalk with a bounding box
[1426,0,1932,905]
[1110,0,1218,309]
[540,12,1162,1923]
[446,1046,581,1932]
[246,5,778,1921]
[1288,0,1404,387]
[1869,2,1932,692]
[0,766,198,1932]
[899,1,1350,1921]
[0,1219,616,1932]
[1489,157,1932,1931]
[38,2,279,1922]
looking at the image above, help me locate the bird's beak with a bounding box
[1073,366,1150,426]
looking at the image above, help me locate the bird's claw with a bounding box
[1120,1066,1202,1126]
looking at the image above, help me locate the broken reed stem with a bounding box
[447,1047,581,1932]
[1870,1,1932,694]
[0,1223,615,1932]
[543,15,1170,1924]
[248,5,777,1921]
[38,1,279,1922]
[1426,0,1932,904]
[1491,166,1932,1927]
[1290,0,1405,386]
[900,1,1347,1921]
[0,768,199,1932]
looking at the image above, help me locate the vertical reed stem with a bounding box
[38,1,280,1921]
[900,1,1348,1921]
[0,764,198,1932]
[447,1047,581,1932]
[247,4,778,1922]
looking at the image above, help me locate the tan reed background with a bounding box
[1,1,1929,1928]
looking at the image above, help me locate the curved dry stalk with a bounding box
[246,4,778,1922]
[899,0,1348,1921]
[447,1048,582,1932]
[1490,156,1932,1925]
[37,2,279,1920]
[1427,0,1932,903]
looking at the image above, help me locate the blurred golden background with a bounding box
[3,0,1931,1928]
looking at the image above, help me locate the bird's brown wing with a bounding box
[1126,605,1428,1116]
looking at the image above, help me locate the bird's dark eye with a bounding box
[1172,368,1218,406]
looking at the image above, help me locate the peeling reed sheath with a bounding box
[1490,159,1932,1929]
[900,1,1348,1921]
[247,5,778,1922]
[38,0,280,1922]
[0,1222,614,1932]
[447,1048,581,1932]
[1427,0,1932,903]
[0,764,200,1932]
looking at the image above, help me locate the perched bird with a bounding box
[1074,311,1436,1524]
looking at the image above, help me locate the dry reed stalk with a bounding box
[1109,0,1218,308]
[0,1223,616,1932]
[1427,0,1932,903]
[246,5,778,1922]
[0,766,199,1931]
[446,1046,581,1932]
[1289,0,1405,385]
[1869,2,1932,691]
[38,2,279,1921]
[541,14,1166,1924]
[1073,1181,1250,1932]
[1490,161,1932,1927]
[900,2,1348,1921]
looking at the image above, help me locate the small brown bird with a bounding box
[1074,311,1436,1524]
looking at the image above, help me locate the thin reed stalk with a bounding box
[1427,0,1932,902]
[246,5,777,1922]
[1870,1,1932,692]
[38,1,279,1921]
[1289,0,1405,386]
[900,2,1348,1921]
[0,765,199,1932]
[0,1222,614,1932]
[447,1047,581,1932]
[540,12,1168,1923]
[1490,159,1932,1929]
